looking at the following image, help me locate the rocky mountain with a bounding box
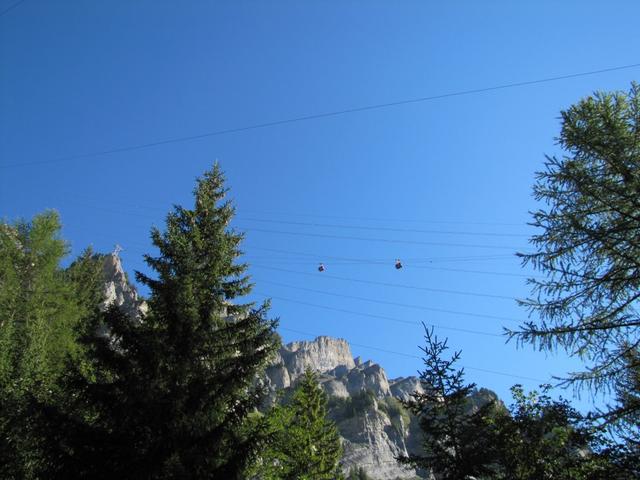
[264,336,425,480]
[100,253,147,319]
[100,253,497,480]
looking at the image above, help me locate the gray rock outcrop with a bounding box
[264,337,422,479]
[390,376,425,402]
[281,336,356,375]
[100,253,147,319]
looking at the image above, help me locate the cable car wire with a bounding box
[237,226,524,251]
[55,193,530,227]
[248,259,534,278]
[239,217,531,237]
[251,265,518,300]
[54,200,530,245]
[255,292,503,336]
[0,0,26,17]
[247,245,517,263]
[255,280,522,323]
[3,62,640,169]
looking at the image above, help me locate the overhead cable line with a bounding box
[255,280,521,324]
[256,292,503,337]
[59,202,526,249]
[3,62,640,169]
[278,326,546,382]
[241,209,526,227]
[58,193,529,227]
[251,265,518,301]
[404,264,532,278]
[237,226,524,251]
[247,245,517,263]
[63,229,519,267]
[248,257,534,278]
[239,217,531,238]
[55,200,529,244]
[250,260,534,279]
[0,0,26,17]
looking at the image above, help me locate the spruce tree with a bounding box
[397,325,499,480]
[253,369,343,480]
[49,164,280,479]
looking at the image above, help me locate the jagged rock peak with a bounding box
[281,336,356,375]
[100,253,147,319]
[389,376,425,402]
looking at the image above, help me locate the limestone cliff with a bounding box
[100,253,147,319]
[264,337,424,479]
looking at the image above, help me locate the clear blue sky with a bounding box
[2,1,639,407]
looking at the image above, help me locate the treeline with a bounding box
[1,83,639,479]
[0,165,342,479]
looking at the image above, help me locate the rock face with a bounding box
[264,337,424,480]
[282,337,356,376]
[389,376,425,402]
[100,253,147,319]
[263,337,498,480]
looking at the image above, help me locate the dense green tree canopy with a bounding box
[491,385,630,480]
[46,164,280,479]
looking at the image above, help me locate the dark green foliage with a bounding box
[46,164,280,479]
[400,326,638,479]
[252,369,343,480]
[511,83,640,441]
[397,325,500,480]
[491,385,625,480]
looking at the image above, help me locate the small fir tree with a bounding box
[48,164,280,479]
[397,324,499,480]
[253,369,343,480]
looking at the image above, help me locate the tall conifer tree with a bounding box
[49,164,280,479]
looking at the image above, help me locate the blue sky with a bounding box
[2,0,639,407]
